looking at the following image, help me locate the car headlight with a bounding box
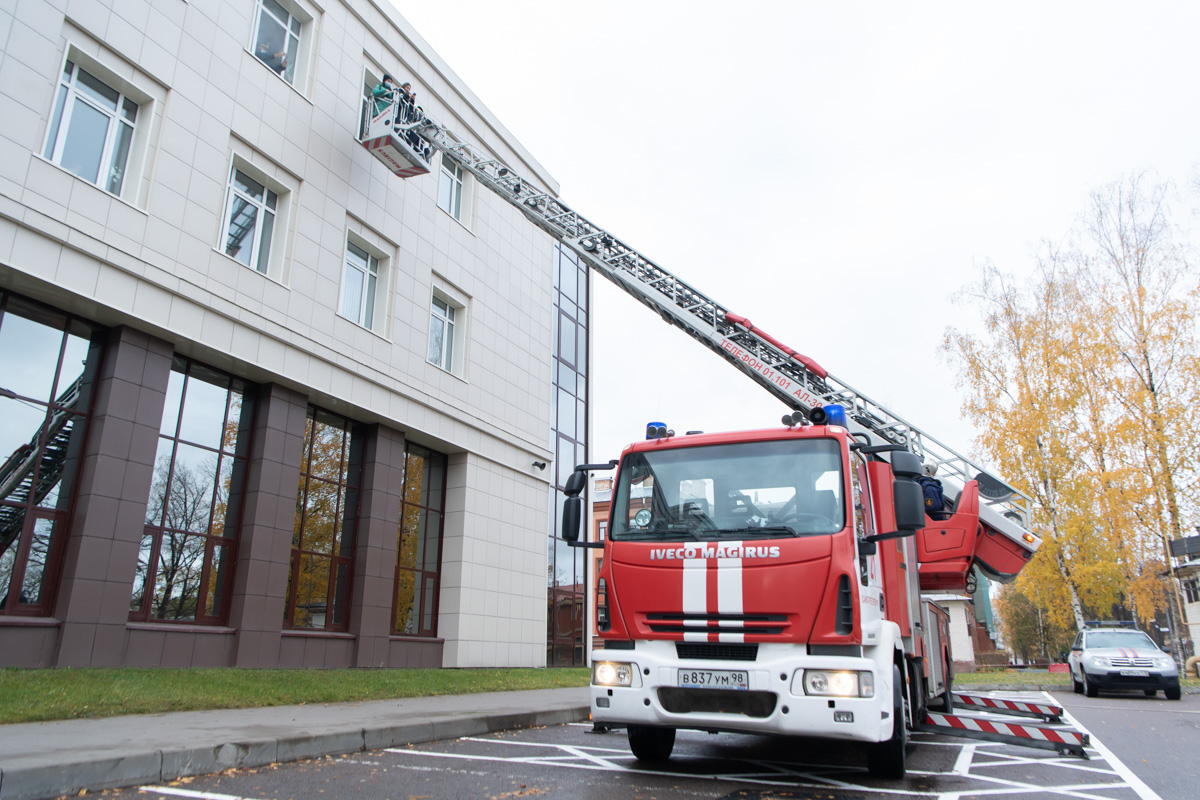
[795,670,874,697]
[1086,654,1110,668]
[593,661,634,687]
[1154,657,1176,670]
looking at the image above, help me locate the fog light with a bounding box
[596,697,610,708]
[834,710,854,723]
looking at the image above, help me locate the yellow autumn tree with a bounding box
[944,256,1125,630]
[1074,174,1200,641]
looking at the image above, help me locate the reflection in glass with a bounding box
[288,407,360,631]
[0,311,63,401]
[392,444,447,637]
[0,294,99,616]
[133,356,251,625]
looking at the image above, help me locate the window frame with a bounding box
[42,57,142,199]
[437,156,465,221]
[427,282,468,377]
[391,443,448,638]
[339,236,383,331]
[251,0,313,89]
[129,357,254,625]
[0,292,103,618]
[285,407,363,632]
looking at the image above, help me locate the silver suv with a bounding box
[1068,626,1180,700]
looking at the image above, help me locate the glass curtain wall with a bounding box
[547,244,588,666]
[130,357,254,623]
[392,443,447,637]
[0,292,102,616]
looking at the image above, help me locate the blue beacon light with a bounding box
[646,421,667,439]
[822,404,847,427]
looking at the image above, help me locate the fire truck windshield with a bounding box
[610,438,845,541]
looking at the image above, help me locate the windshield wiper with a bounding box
[619,527,703,541]
[715,526,799,538]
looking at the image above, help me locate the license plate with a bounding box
[678,669,749,690]
[1120,669,1150,677]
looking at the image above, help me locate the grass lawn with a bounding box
[0,667,589,725]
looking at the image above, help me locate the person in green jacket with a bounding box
[371,74,396,116]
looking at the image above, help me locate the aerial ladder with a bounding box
[361,95,1041,594]
[359,98,1089,760]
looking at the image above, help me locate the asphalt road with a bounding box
[1053,688,1200,800]
[105,691,1171,800]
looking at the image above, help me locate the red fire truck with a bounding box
[560,409,1040,777]
[363,101,1081,776]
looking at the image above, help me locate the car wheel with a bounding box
[867,664,908,779]
[1083,671,1098,698]
[1071,667,1083,695]
[627,725,675,761]
[1165,685,1181,701]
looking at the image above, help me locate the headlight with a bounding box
[795,670,874,697]
[1154,657,1176,669]
[593,661,634,687]
[1086,654,1110,668]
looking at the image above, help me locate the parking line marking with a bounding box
[1049,692,1164,800]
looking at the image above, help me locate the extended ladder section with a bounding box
[400,116,1038,558]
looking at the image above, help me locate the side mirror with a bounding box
[893,475,925,531]
[562,496,582,543]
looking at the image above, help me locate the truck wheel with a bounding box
[907,660,927,725]
[867,665,907,779]
[1165,685,1181,701]
[937,650,954,712]
[627,724,675,761]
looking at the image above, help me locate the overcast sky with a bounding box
[390,1,1200,468]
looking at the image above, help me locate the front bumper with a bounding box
[1085,669,1180,692]
[591,641,892,743]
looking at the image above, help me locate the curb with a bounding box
[0,705,590,800]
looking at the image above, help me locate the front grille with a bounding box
[645,613,786,636]
[657,688,777,718]
[1111,657,1154,668]
[676,643,759,662]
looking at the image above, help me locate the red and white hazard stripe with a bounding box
[926,712,1086,748]
[952,693,1063,718]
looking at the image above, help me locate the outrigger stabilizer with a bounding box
[921,693,1089,758]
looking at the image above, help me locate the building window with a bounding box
[221,166,278,274]
[253,0,302,84]
[130,359,254,624]
[0,293,102,617]
[393,444,447,637]
[340,240,379,329]
[548,244,589,666]
[286,407,362,631]
[43,59,139,197]
[428,294,456,372]
[597,521,607,542]
[438,157,464,220]
[1185,578,1200,605]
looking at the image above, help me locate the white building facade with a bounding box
[0,0,589,669]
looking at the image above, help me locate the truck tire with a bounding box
[907,660,927,725]
[627,725,675,761]
[936,650,954,712]
[867,665,907,779]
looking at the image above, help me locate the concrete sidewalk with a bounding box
[0,687,591,800]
